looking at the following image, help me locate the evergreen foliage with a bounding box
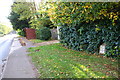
[39,27,51,40]
[60,19,120,58]
[8,12,30,30]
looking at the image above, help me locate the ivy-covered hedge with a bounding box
[60,27,81,51]
[60,19,120,58]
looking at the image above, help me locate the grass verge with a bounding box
[28,43,118,78]
[29,39,45,43]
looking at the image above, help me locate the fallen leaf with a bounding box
[35,49,40,52]
[60,72,64,74]
[104,64,107,66]
[112,60,115,62]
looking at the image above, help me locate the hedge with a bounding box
[60,19,120,58]
[39,27,51,40]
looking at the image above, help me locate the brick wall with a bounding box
[24,28,36,40]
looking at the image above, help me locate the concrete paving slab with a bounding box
[3,38,37,78]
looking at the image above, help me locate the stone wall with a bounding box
[50,29,58,40]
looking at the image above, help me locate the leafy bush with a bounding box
[39,27,51,40]
[0,23,13,35]
[47,2,120,27]
[0,32,3,34]
[60,19,120,58]
[31,18,56,29]
[17,29,25,37]
[36,29,41,39]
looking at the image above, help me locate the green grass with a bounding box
[29,39,45,43]
[28,43,118,78]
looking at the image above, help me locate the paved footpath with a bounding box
[3,38,37,78]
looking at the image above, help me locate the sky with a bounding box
[0,0,40,28]
[0,0,13,27]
